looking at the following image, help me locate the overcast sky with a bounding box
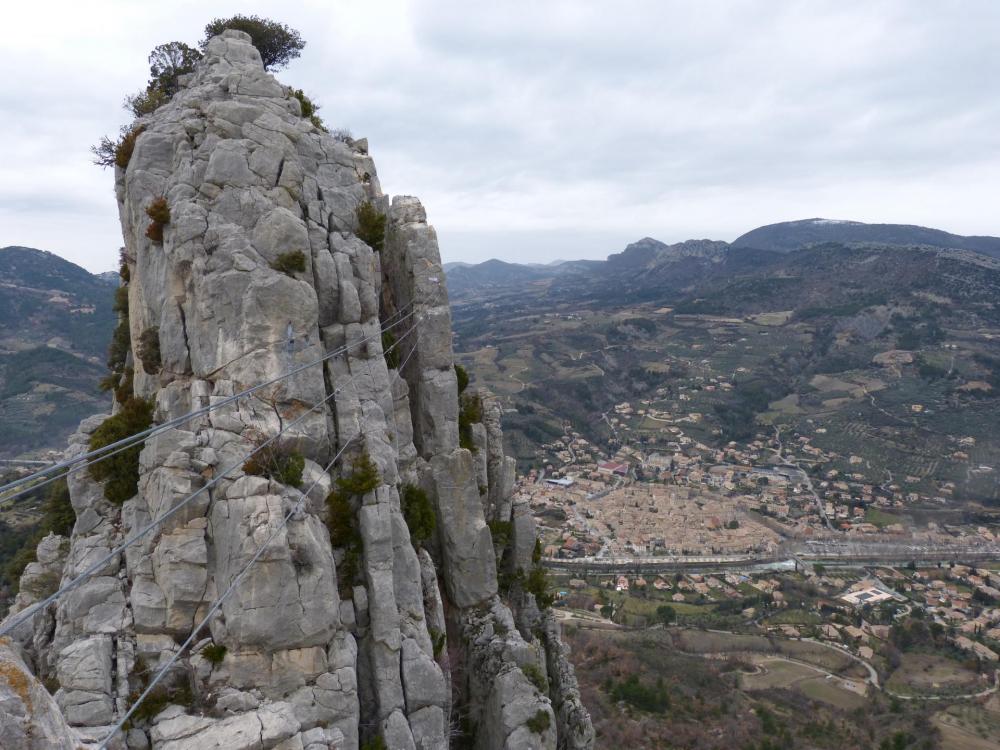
[1,1,998,272]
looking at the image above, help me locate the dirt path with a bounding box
[506,364,528,394]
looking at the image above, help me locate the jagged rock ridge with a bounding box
[0,30,592,750]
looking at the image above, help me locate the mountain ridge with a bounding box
[732,217,1000,258]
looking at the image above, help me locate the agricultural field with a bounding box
[740,656,867,711]
[886,653,984,697]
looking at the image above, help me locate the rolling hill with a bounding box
[0,246,116,457]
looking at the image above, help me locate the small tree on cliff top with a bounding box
[202,15,305,70]
[148,42,202,96]
[124,42,202,117]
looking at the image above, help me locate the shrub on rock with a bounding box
[137,327,161,374]
[88,398,155,505]
[92,125,145,169]
[401,483,435,547]
[202,15,305,71]
[271,250,306,275]
[242,443,305,488]
[145,197,170,244]
[355,201,386,252]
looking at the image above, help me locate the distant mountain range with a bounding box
[446,219,1000,295]
[447,220,1000,506]
[0,246,116,458]
[732,218,1000,258]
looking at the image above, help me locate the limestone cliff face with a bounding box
[0,31,592,750]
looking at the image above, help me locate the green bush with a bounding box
[2,542,38,590]
[522,663,548,693]
[124,668,194,727]
[88,398,155,505]
[487,520,512,552]
[336,452,380,496]
[458,393,483,451]
[0,475,76,593]
[525,710,550,734]
[401,483,435,546]
[202,15,305,71]
[112,368,136,403]
[242,444,305,487]
[454,363,470,394]
[125,87,169,117]
[609,674,669,713]
[524,565,554,608]
[105,286,131,378]
[360,736,387,750]
[429,627,446,658]
[382,330,400,369]
[137,327,161,374]
[326,490,357,550]
[355,201,386,252]
[41,478,75,538]
[271,250,306,275]
[119,251,131,283]
[99,370,121,395]
[325,452,380,594]
[655,605,676,624]
[291,89,327,131]
[201,643,227,666]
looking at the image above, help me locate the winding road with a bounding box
[772,426,834,531]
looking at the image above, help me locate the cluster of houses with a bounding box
[529,395,995,553]
[817,569,1000,663]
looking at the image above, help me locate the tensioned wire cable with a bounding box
[97,433,358,748]
[0,318,421,638]
[98,336,424,747]
[0,303,415,499]
[0,305,416,503]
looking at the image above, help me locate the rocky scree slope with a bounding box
[0,31,592,750]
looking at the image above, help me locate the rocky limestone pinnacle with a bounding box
[0,29,592,750]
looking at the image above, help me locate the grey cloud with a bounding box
[0,0,997,271]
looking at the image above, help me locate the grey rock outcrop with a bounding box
[0,29,591,749]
